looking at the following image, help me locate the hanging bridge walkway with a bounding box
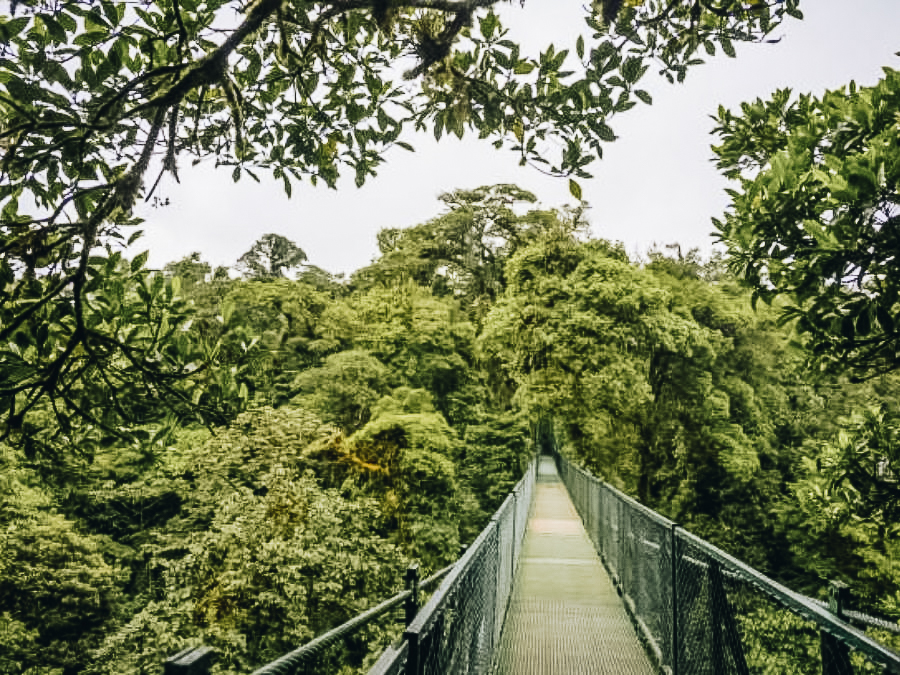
[167,453,900,675]
[493,456,653,674]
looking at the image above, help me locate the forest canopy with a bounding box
[8,0,900,671]
[0,0,798,457]
[3,185,900,672]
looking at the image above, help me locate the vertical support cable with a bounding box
[511,489,519,582]
[707,559,750,675]
[708,559,726,673]
[671,523,679,675]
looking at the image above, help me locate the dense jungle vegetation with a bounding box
[4,0,900,670]
[4,182,900,673]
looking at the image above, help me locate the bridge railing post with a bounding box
[820,580,853,675]
[404,564,420,628]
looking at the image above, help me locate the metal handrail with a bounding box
[676,527,900,668]
[555,450,900,674]
[250,565,454,675]
[383,458,538,675]
[806,596,900,636]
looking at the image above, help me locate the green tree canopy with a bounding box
[163,251,211,289]
[784,402,900,612]
[0,443,129,672]
[356,185,588,320]
[478,232,831,572]
[0,0,796,447]
[712,67,900,378]
[237,233,308,280]
[292,349,390,432]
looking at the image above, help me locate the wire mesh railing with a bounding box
[369,459,537,675]
[556,452,900,675]
[164,564,453,675]
[247,564,454,675]
[162,459,536,675]
[165,459,537,675]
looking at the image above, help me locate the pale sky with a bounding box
[135,0,900,275]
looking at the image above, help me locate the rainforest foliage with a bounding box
[0,0,795,460]
[713,67,900,379]
[7,0,900,669]
[3,182,900,673]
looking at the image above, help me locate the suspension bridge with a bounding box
[166,454,900,675]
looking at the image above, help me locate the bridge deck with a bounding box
[493,456,654,675]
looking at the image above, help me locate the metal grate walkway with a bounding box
[493,456,655,674]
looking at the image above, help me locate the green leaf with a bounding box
[131,250,149,273]
[56,12,76,31]
[0,17,30,39]
[100,0,120,27]
[39,15,67,43]
[244,50,262,84]
[594,121,615,142]
[621,56,645,84]
[569,179,582,201]
[43,61,73,88]
[512,119,524,144]
[479,12,498,40]
[221,298,235,325]
[720,38,736,58]
[377,108,390,132]
[73,31,108,47]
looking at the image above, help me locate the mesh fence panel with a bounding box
[411,524,500,675]
[370,459,536,675]
[512,463,535,567]
[675,532,759,675]
[555,452,900,675]
[619,489,675,669]
[676,529,900,675]
[492,494,516,648]
[559,458,675,669]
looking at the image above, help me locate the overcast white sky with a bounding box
[135,0,900,275]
